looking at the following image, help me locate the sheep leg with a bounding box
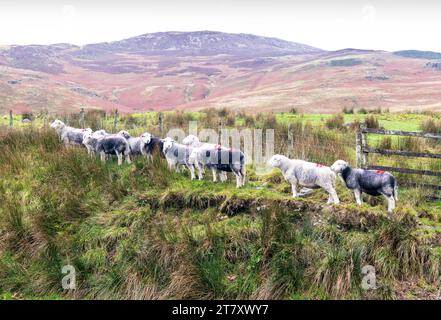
[383,194,396,213]
[388,196,396,212]
[168,161,174,171]
[100,151,106,163]
[327,194,333,204]
[239,173,245,187]
[116,151,123,166]
[232,170,241,188]
[354,189,362,205]
[291,182,298,198]
[187,164,196,180]
[125,154,131,164]
[329,187,340,204]
[220,171,228,182]
[212,168,218,182]
[196,163,204,180]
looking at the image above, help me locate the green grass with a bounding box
[276,112,436,132]
[3,110,440,133]
[0,114,441,300]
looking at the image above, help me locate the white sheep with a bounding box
[118,130,144,156]
[83,132,131,166]
[268,154,339,204]
[50,119,92,147]
[183,134,228,182]
[163,137,196,179]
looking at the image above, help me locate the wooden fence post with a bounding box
[113,109,119,132]
[361,131,368,168]
[356,130,363,168]
[288,123,294,158]
[218,118,224,144]
[158,112,163,135]
[80,108,85,128]
[9,110,13,128]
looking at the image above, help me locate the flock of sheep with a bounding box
[50,119,398,212]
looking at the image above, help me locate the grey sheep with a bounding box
[331,160,397,212]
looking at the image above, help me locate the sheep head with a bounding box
[140,132,152,145]
[267,154,284,168]
[50,119,65,130]
[330,160,349,174]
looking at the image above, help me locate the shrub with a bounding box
[343,107,354,114]
[256,113,277,129]
[365,115,380,129]
[420,118,441,134]
[325,114,345,130]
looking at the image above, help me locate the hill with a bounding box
[394,50,441,60]
[1,31,441,114]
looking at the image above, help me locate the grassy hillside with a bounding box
[3,47,441,114]
[1,111,441,300]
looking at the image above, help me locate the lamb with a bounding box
[118,130,144,156]
[140,132,164,161]
[83,132,131,166]
[190,144,246,188]
[330,160,397,212]
[83,132,100,157]
[50,119,92,147]
[268,155,339,204]
[83,130,109,156]
[183,135,228,182]
[162,137,196,179]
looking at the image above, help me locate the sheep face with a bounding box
[162,137,174,153]
[182,135,199,146]
[82,132,93,145]
[267,155,283,168]
[331,160,349,174]
[50,119,65,130]
[83,128,93,135]
[140,132,152,145]
[118,130,131,139]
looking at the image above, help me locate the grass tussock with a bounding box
[0,120,440,300]
[420,118,441,134]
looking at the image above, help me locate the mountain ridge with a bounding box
[74,30,324,57]
[1,31,441,114]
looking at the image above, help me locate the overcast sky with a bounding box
[1,0,440,52]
